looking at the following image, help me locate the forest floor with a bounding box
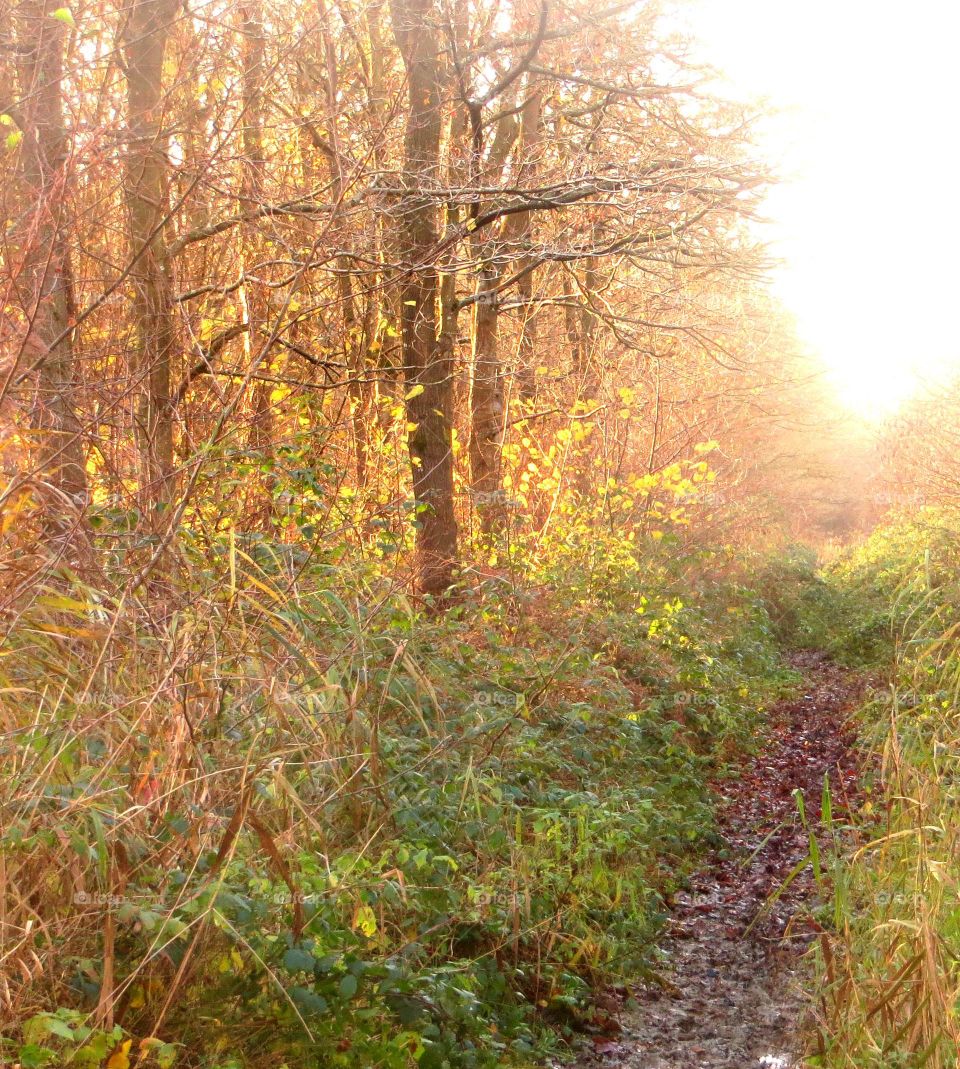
[569,651,866,1069]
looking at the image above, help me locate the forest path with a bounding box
[570,651,865,1069]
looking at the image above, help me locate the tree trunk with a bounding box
[122,0,178,509]
[14,0,87,518]
[238,0,275,525]
[467,114,520,526]
[510,89,543,403]
[389,0,459,597]
[469,276,503,508]
[317,0,372,488]
[579,251,600,394]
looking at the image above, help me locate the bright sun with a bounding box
[682,0,960,420]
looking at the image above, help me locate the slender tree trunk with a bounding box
[14,0,87,517]
[440,99,470,428]
[510,89,543,402]
[438,0,470,423]
[565,297,582,373]
[579,251,600,393]
[317,0,372,488]
[122,0,178,509]
[467,114,519,525]
[469,276,503,507]
[389,0,459,596]
[238,1,275,525]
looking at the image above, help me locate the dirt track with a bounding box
[570,652,864,1069]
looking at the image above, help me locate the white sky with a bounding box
[681,0,960,418]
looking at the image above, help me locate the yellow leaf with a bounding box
[354,903,377,938]
[404,384,424,401]
[106,1039,133,1069]
[35,594,99,612]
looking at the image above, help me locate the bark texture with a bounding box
[123,0,179,506]
[14,0,87,516]
[389,0,459,595]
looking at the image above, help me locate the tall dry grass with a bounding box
[812,543,960,1068]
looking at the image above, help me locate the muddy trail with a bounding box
[572,651,866,1069]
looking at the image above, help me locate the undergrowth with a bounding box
[0,484,798,1069]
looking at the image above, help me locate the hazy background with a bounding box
[686,0,959,417]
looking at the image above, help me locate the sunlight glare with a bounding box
[683,0,960,419]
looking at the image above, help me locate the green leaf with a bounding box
[51,6,75,25]
[42,1018,76,1041]
[74,1040,110,1069]
[157,1042,179,1068]
[289,986,329,1015]
[6,131,22,149]
[338,973,358,999]
[18,1045,56,1069]
[138,1037,179,1068]
[282,947,315,973]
